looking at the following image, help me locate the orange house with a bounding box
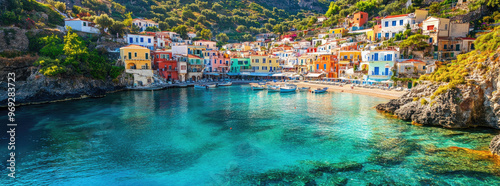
[353,11,368,27]
[313,55,339,78]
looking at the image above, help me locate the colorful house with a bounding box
[381,13,415,39]
[194,40,217,50]
[120,44,154,86]
[212,52,230,74]
[187,55,204,81]
[126,33,155,50]
[338,50,361,71]
[229,58,251,74]
[132,18,159,32]
[396,59,426,78]
[64,18,99,34]
[351,11,368,30]
[313,55,339,78]
[360,50,400,82]
[152,50,178,81]
[329,28,348,38]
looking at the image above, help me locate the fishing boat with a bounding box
[252,85,266,90]
[219,82,232,86]
[280,84,297,93]
[298,87,310,92]
[312,87,328,93]
[206,84,217,88]
[267,85,280,92]
[194,84,207,89]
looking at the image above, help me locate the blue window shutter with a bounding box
[129,38,133,43]
[316,64,319,69]
[324,64,326,70]
[385,21,388,27]
[400,20,403,25]
[392,21,396,26]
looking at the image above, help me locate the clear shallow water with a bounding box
[1,85,500,185]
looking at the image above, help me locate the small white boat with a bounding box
[206,84,217,88]
[298,87,310,92]
[252,85,265,90]
[219,82,232,86]
[267,85,280,92]
[312,87,328,93]
[194,85,207,89]
[280,84,297,93]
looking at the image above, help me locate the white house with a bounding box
[187,32,197,39]
[132,18,158,32]
[64,18,99,34]
[126,34,155,50]
[361,50,400,81]
[381,13,416,39]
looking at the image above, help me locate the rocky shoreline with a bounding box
[376,50,500,156]
[0,73,130,107]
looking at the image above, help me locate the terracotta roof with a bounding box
[400,59,425,63]
[458,37,476,40]
[133,18,157,23]
[187,55,202,59]
[384,14,409,19]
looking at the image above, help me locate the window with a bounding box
[444,24,448,30]
[140,38,144,42]
[471,43,475,50]
[263,58,266,63]
[83,22,87,26]
[456,44,460,51]
[128,52,131,59]
[392,33,395,37]
[134,53,137,57]
[444,45,447,49]
[316,64,319,70]
[392,21,396,26]
[385,33,389,38]
[400,20,403,25]
[324,64,326,70]
[361,14,363,18]
[387,54,392,61]
[256,59,259,63]
[136,38,138,43]
[429,38,433,43]
[169,65,172,70]
[385,21,389,27]
[145,53,149,59]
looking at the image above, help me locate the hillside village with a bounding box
[98,5,484,88]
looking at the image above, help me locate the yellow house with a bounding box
[338,50,361,71]
[250,55,281,73]
[366,29,375,41]
[298,55,315,73]
[329,28,347,38]
[120,44,154,86]
[268,56,281,73]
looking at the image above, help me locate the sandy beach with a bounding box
[250,82,406,99]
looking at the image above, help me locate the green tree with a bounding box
[200,29,212,40]
[159,21,169,31]
[241,34,255,42]
[399,34,430,58]
[325,2,340,17]
[94,14,114,34]
[145,26,160,32]
[216,33,229,43]
[236,25,248,32]
[172,25,188,39]
[55,1,66,13]
[123,12,133,27]
[63,29,89,73]
[109,21,126,37]
[39,34,64,59]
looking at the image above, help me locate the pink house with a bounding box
[212,52,230,73]
[194,40,217,50]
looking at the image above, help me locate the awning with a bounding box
[306,73,323,77]
[250,73,271,76]
[204,72,220,76]
[272,73,285,76]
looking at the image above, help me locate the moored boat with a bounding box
[194,84,207,89]
[252,85,266,90]
[280,84,297,93]
[267,85,280,92]
[298,87,310,92]
[312,87,328,93]
[206,84,217,88]
[219,82,232,86]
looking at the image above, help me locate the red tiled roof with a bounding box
[187,55,202,59]
[459,37,476,40]
[384,14,409,19]
[400,59,425,63]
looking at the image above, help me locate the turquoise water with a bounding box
[1,85,500,185]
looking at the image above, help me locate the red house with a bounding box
[152,50,178,81]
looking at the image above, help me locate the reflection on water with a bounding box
[1,85,499,185]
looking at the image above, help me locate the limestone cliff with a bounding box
[0,56,131,107]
